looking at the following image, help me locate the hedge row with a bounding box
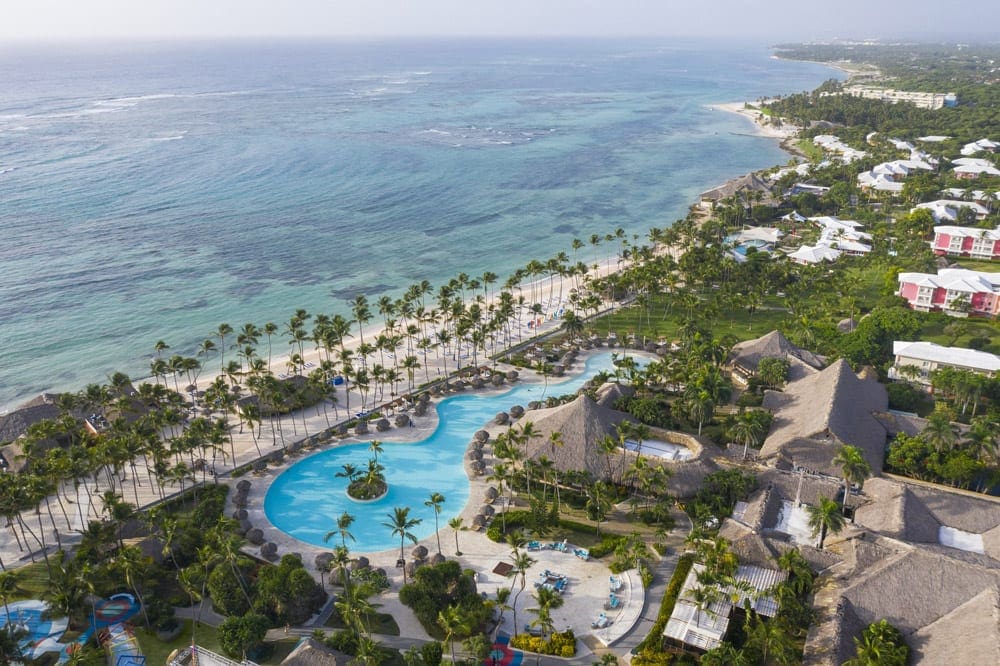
[635,553,695,656]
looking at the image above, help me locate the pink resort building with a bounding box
[931,225,1000,260]
[897,268,1000,317]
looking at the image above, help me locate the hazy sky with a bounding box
[4,0,998,42]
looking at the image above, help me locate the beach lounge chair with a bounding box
[605,594,620,610]
[609,575,622,592]
[574,548,589,561]
[554,578,568,593]
[527,541,541,551]
[591,612,609,629]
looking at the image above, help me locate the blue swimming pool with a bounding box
[264,351,648,552]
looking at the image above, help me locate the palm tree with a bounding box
[807,496,846,550]
[383,507,422,583]
[833,445,872,512]
[424,492,446,554]
[324,512,356,548]
[448,517,465,556]
[528,586,564,637]
[922,411,959,452]
[731,412,765,461]
[507,548,537,638]
[437,605,468,665]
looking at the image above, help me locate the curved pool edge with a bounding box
[252,349,659,557]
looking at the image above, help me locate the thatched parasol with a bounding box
[495,412,509,425]
[315,552,334,571]
[260,542,278,560]
[466,449,483,462]
[395,414,411,428]
[404,561,421,578]
[474,430,490,443]
[510,405,525,418]
[355,421,369,436]
[472,515,486,528]
[471,461,486,475]
[430,553,446,565]
[375,418,391,432]
[350,556,370,571]
[232,509,249,521]
[506,370,519,380]
[246,528,264,545]
[412,545,428,560]
[237,480,252,492]
[491,375,505,387]
[484,486,499,503]
[527,401,541,411]
[479,504,495,517]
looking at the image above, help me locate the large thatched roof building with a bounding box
[518,394,630,481]
[804,478,1000,664]
[280,637,350,666]
[728,330,824,387]
[760,359,888,477]
[699,172,777,206]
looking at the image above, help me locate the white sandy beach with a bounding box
[708,101,800,140]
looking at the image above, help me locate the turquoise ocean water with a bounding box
[0,39,837,409]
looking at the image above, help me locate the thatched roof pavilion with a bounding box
[760,359,888,477]
[517,394,631,481]
[728,330,824,386]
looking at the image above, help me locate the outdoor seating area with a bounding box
[592,612,611,629]
[535,569,569,594]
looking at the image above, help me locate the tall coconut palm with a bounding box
[833,445,872,512]
[447,517,465,556]
[424,492,446,554]
[507,548,537,638]
[325,512,356,548]
[807,496,846,550]
[437,605,468,665]
[383,507,421,583]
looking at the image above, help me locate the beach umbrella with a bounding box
[474,430,490,443]
[527,401,542,411]
[430,553,446,565]
[355,421,369,436]
[491,375,505,387]
[472,515,486,528]
[466,449,483,462]
[510,405,525,418]
[411,545,428,560]
[246,528,264,545]
[405,561,421,578]
[375,418,391,432]
[471,461,486,475]
[232,509,248,521]
[260,542,278,560]
[479,505,495,517]
[350,556,370,571]
[315,552,334,571]
[495,412,509,425]
[506,370,519,380]
[237,480,252,492]
[395,414,411,428]
[484,486,499,503]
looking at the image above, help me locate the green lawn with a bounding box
[10,557,56,601]
[952,257,999,272]
[324,608,400,636]
[592,297,792,344]
[795,139,825,162]
[918,316,1000,355]
[135,621,223,666]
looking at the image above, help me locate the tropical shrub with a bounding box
[254,554,327,625]
[399,560,490,639]
[510,629,576,656]
[218,612,268,659]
